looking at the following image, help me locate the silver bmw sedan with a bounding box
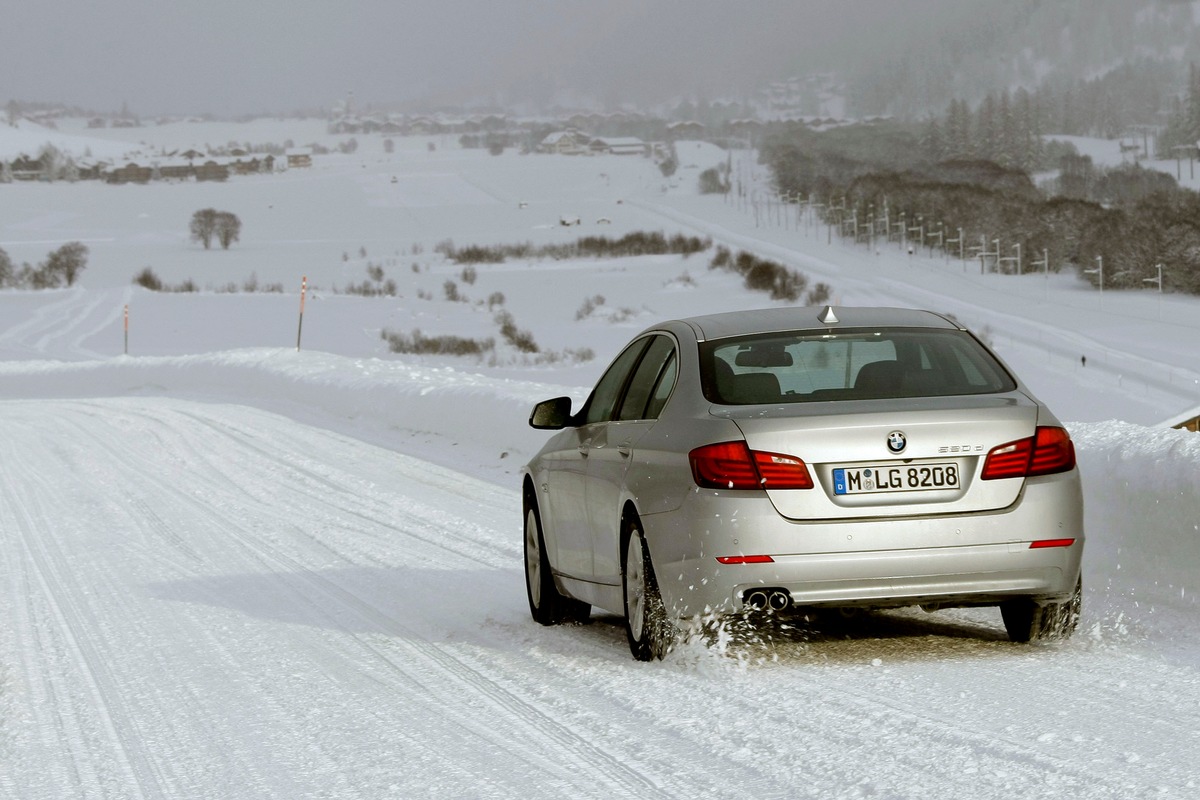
[522,306,1084,660]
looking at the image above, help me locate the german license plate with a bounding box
[832,463,960,495]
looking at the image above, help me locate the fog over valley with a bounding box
[6,0,1185,117]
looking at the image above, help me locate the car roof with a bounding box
[674,306,961,342]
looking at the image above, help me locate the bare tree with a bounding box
[190,208,219,249]
[43,241,88,286]
[215,211,242,250]
[0,247,12,287]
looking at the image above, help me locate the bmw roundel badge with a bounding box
[887,431,907,453]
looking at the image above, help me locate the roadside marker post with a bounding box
[124,305,129,355]
[296,276,307,351]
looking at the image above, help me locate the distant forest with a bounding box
[843,0,1200,122]
[761,115,1200,295]
[751,0,1200,300]
[910,59,1200,164]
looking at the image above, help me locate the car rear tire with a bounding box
[524,500,590,625]
[1001,576,1082,643]
[623,520,674,661]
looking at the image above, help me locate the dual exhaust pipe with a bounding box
[744,588,792,612]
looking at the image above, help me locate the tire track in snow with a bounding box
[42,398,679,799]
[0,287,123,359]
[0,442,167,800]
[166,405,518,569]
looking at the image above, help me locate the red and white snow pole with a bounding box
[296,276,307,351]
[123,304,129,355]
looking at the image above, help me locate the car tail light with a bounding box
[1029,426,1076,475]
[981,426,1076,480]
[689,441,813,490]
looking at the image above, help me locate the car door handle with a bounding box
[578,440,592,456]
[618,441,633,457]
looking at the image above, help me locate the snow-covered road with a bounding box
[3,131,1200,798]
[3,397,1198,799]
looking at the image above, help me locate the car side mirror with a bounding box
[529,396,574,430]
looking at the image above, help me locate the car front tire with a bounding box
[623,520,674,661]
[524,499,590,626]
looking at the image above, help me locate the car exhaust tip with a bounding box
[768,590,791,611]
[744,588,791,612]
[745,590,769,611]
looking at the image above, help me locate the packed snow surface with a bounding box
[1,122,1199,798]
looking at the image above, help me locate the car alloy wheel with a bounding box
[524,498,590,626]
[623,521,672,661]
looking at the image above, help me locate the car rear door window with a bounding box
[584,338,650,425]
[644,351,677,420]
[617,336,676,421]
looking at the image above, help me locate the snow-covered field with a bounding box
[2,119,1199,798]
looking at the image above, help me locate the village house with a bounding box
[727,118,764,141]
[194,160,230,181]
[285,147,313,169]
[107,161,153,184]
[406,117,438,135]
[228,154,275,175]
[155,158,194,181]
[10,155,45,181]
[588,136,648,156]
[76,158,109,181]
[666,120,706,140]
[539,129,589,155]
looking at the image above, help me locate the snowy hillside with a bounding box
[2,122,1199,799]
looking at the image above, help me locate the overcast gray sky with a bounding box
[0,1,970,116]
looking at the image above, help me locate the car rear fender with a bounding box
[621,416,746,517]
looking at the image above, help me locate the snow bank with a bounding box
[0,349,587,484]
[1072,421,1200,651]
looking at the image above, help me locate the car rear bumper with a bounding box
[642,474,1084,618]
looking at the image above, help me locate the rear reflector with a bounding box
[690,441,813,490]
[716,555,775,565]
[1029,538,1076,549]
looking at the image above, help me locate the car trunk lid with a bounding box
[713,394,1039,520]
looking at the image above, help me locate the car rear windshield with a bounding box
[700,327,1017,405]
